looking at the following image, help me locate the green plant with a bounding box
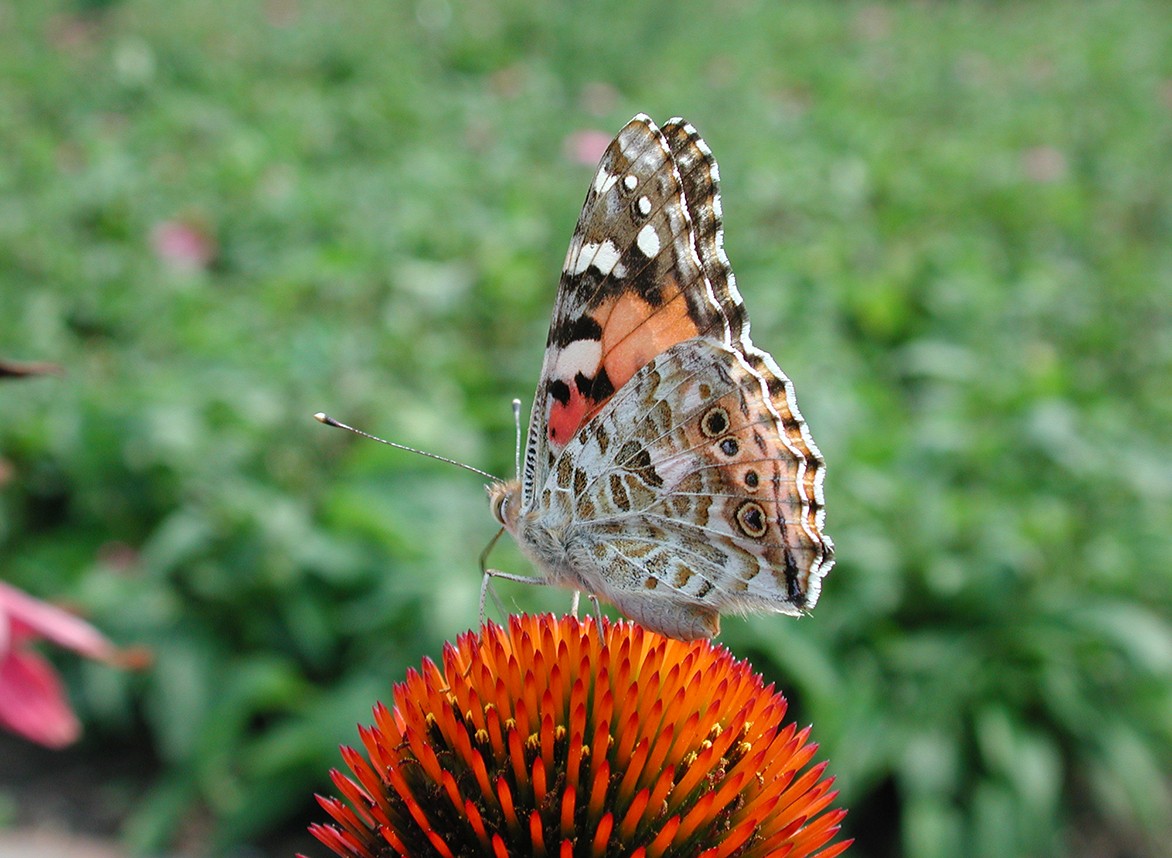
[0,1,1168,855]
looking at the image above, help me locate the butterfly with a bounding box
[486,114,834,640]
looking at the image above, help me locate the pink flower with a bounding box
[0,581,147,748]
[564,129,615,166]
[151,218,217,271]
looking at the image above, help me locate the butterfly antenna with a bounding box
[512,398,523,481]
[314,412,500,482]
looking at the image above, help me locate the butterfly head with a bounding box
[488,479,523,531]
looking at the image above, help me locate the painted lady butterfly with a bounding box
[487,114,834,640]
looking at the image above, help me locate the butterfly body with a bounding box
[488,115,833,640]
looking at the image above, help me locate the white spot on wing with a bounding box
[623,174,638,190]
[593,239,623,275]
[570,239,625,277]
[637,196,652,216]
[553,339,602,381]
[593,167,619,196]
[636,223,661,258]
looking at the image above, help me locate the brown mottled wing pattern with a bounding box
[545,338,830,623]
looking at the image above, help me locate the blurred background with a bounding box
[1,0,1170,856]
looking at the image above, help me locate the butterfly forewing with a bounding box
[523,115,736,501]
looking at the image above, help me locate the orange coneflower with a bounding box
[309,614,850,858]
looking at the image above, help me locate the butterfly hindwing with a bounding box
[541,338,829,639]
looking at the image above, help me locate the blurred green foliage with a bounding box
[1,0,1170,855]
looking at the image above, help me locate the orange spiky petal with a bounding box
[309,614,849,858]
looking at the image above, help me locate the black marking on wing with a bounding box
[627,263,666,306]
[590,365,615,401]
[574,372,593,396]
[550,313,604,348]
[549,379,571,405]
[783,546,805,606]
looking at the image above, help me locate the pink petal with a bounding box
[0,581,117,660]
[151,219,216,271]
[563,130,613,166]
[0,648,81,748]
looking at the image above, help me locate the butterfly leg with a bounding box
[585,592,605,629]
[479,567,551,627]
[480,571,507,624]
[478,526,547,625]
[569,590,580,617]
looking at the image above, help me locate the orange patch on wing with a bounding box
[599,281,700,392]
[548,283,703,446]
